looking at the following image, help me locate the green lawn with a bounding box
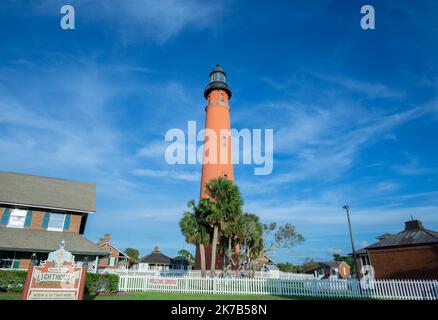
[0,292,300,300]
[0,293,22,300]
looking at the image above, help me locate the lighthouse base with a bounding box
[194,244,240,272]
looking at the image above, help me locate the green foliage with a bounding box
[264,223,304,252]
[179,177,305,274]
[0,270,27,293]
[85,273,119,294]
[176,249,194,262]
[333,254,354,271]
[277,262,300,273]
[0,270,119,294]
[302,258,319,273]
[124,248,139,261]
[239,213,264,261]
[180,199,211,246]
[204,177,244,272]
[204,177,244,229]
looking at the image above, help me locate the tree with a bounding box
[237,213,264,274]
[263,223,304,252]
[179,199,211,277]
[176,249,194,262]
[253,223,304,271]
[277,262,299,273]
[124,248,139,261]
[302,258,319,274]
[204,177,243,275]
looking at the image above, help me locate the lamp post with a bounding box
[342,205,361,279]
[31,253,37,266]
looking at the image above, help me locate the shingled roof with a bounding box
[0,226,106,256]
[137,246,188,266]
[366,220,438,250]
[0,171,95,213]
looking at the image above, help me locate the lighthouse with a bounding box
[194,65,234,271]
[199,64,234,198]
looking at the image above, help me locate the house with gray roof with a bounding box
[0,171,107,271]
[353,219,438,280]
[133,246,190,272]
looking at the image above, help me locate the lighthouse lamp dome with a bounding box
[204,64,232,99]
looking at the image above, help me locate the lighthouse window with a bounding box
[222,135,227,147]
[220,93,225,101]
[211,72,225,82]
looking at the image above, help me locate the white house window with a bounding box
[47,213,65,232]
[7,209,27,228]
[109,257,116,266]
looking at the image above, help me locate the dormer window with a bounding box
[7,209,27,228]
[47,212,65,232]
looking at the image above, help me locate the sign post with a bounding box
[22,241,87,300]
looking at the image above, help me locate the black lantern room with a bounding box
[204,64,232,99]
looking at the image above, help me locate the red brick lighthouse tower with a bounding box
[194,65,234,270]
[199,64,234,198]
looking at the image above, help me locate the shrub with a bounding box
[0,270,27,293]
[85,273,119,294]
[0,270,119,294]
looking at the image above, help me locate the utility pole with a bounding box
[342,205,361,279]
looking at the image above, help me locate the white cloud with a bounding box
[26,0,226,43]
[392,157,438,176]
[315,74,405,99]
[132,168,200,182]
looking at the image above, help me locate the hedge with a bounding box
[85,273,119,294]
[0,270,119,294]
[0,270,27,293]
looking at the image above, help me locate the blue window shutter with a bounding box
[24,210,32,227]
[63,214,71,230]
[42,212,50,229]
[1,208,10,225]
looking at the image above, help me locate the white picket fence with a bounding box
[254,271,315,280]
[110,269,314,279]
[117,275,438,300]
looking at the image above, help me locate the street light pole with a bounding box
[342,205,361,279]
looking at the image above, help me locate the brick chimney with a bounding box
[98,233,111,245]
[405,219,423,231]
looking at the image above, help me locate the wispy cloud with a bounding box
[132,168,200,182]
[392,157,438,176]
[315,74,406,99]
[22,0,226,43]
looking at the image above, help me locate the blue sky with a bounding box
[1,0,437,263]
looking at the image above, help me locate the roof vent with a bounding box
[154,246,160,252]
[405,219,423,231]
[377,233,393,240]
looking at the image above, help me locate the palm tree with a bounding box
[179,200,210,277]
[204,177,244,275]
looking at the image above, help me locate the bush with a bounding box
[85,273,119,294]
[0,270,27,293]
[0,270,119,294]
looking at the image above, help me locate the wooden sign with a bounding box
[22,241,87,300]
